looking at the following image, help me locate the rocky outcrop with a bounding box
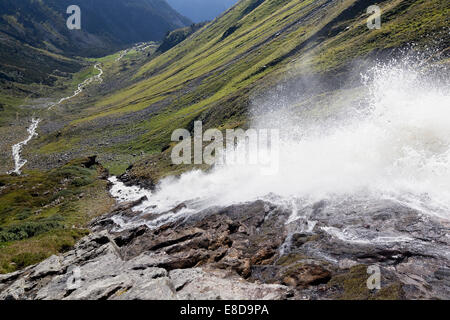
[1,198,449,300]
[0,230,290,300]
[117,165,155,190]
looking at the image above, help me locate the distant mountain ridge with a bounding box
[167,0,238,22]
[0,0,191,56]
[0,0,191,84]
[157,22,208,53]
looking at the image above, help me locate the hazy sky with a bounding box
[166,0,238,22]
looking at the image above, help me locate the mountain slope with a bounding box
[0,0,191,85]
[157,22,208,53]
[16,0,450,177]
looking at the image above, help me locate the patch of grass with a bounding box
[0,159,114,273]
[11,252,48,270]
[0,228,89,273]
[276,253,307,266]
[328,265,404,300]
[0,93,28,126]
[329,265,374,299]
[69,66,99,88]
[38,136,81,154]
[0,215,64,242]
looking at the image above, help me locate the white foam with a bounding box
[110,58,450,227]
[108,176,152,202]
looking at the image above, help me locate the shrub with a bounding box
[71,177,94,187]
[0,216,64,243]
[50,189,74,202]
[16,208,32,220]
[50,165,92,181]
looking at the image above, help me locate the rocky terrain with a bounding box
[0,0,449,301]
[1,180,448,300]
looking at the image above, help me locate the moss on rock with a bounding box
[329,265,404,300]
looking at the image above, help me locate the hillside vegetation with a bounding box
[158,23,208,53]
[27,0,448,179]
[0,0,190,85]
[0,157,113,273]
[0,0,190,165]
[0,0,448,274]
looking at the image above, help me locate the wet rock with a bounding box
[282,264,332,288]
[118,171,155,190]
[90,197,148,231]
[140,203,187,222]
[0,198,448,300]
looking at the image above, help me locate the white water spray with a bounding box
[110,58,450,226]
[109,176,152,202]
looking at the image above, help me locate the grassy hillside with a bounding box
[0,157,113,273]
[158,22,208,53]
[27,0,448,179]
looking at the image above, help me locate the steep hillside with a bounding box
[157,22,208,53]
[28,0,449,179]
[0,0,190,85]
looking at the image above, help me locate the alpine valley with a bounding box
[0,0,449,300]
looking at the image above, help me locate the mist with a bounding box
[110,54,450,229]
